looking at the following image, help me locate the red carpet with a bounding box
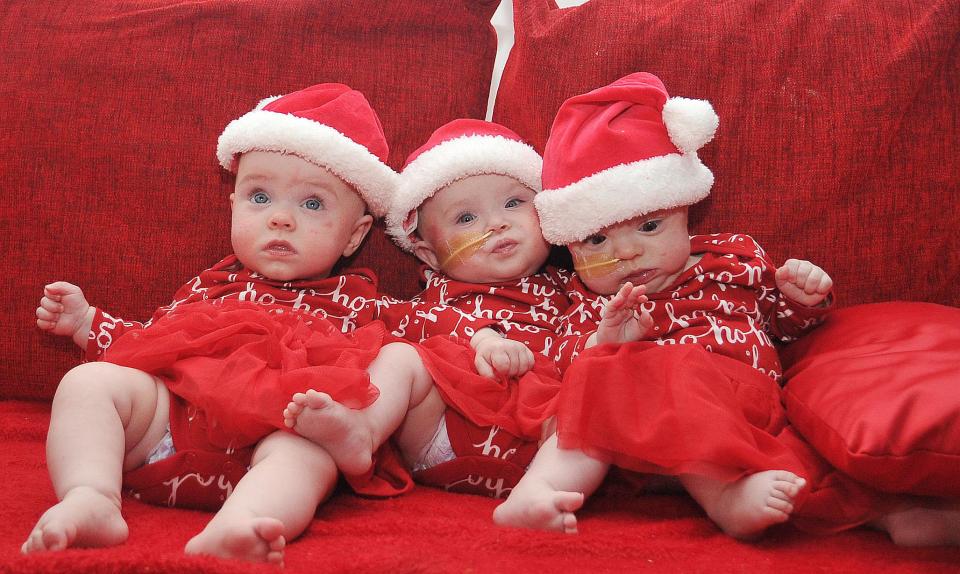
[2,401,958,573]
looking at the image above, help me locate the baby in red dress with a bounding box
[376,119,569,498]
[493,73,960,546]
[25,84,436,565]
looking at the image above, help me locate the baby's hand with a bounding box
[595,282,653,345]
[776,259,833,307]
[37,282,94,344]
[470,328,535,379]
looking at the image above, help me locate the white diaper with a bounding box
[411,416,456,472]
[144,425,176,465]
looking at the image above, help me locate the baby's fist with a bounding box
[775,259,833,307]
[36,282,90,337]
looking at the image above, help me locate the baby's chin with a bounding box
[443,260,545,284]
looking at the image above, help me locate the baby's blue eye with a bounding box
[586,235,606,246]
[251,191,270,204]
[457,213,476,225]
[303,198,323,211]
[639,220,661,233]
[505,198,522,208]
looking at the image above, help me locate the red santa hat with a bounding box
[386,118,542,252]
[216,83,396,217]
[535,72,719,245]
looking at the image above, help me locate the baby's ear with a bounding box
[410,235,441,270]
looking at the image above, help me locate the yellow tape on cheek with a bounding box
[437,230,494,268]
[573,253,624,279]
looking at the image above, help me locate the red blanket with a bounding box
[3,401,958,573]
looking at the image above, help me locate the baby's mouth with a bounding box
[490,238,518,254]
[264,240,296,255]
[623,268,656,285]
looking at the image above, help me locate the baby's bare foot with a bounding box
[875,502,960,547]
[185,516,285,566]
[706,470,806,539]
[284,390,374,476]
[21,486,128,554]
[493,478,583,534]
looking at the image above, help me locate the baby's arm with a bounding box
[470,328,535,379]
[775,259,833,307]
[590,282,653,347]
[36,282,96,349]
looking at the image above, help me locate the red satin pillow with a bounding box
[781,302,960,496]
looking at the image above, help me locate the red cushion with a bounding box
[781,302,960,496]
[494,0,960,309]
[0,0,498,400]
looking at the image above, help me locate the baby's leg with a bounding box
[493,434,605,534]
[283,342,434,475]
[185,430,337,566]
[680,470,807,540]
[871,497,960,547]
[22,362,169,554]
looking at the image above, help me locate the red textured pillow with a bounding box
[493,0,960,309]
[0,0,499,399]
[781,302,960,497]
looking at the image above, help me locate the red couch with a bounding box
[2,1,958,572]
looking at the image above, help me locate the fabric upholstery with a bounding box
[494,0,960,307]
[0,0,499,399]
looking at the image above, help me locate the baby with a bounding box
[372,119,569,497]
[494,72,960,546]
[25,84,435,565]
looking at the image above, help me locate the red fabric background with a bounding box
[494,0,960,309]
[0,0,498,400]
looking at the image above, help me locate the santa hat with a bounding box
[535,72,719,245]
[216,83,397,218]
[386,119,542,252]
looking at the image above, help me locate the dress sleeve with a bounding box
[751,241,834,342]
[84,274,204,361]
[85,308,148,361]
[766,291,834,343]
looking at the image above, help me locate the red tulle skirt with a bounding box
[102,300,384,450]
[414,336,560,441]
[557,342,889,533]
[557,342,804,482]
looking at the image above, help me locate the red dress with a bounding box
[556,234,886,532]
[92,255,411,508]
[377,266,570,498]
[380,266,569,439]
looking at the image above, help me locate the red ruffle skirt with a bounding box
[557,342,888,532]
[414,336,561,441]
[102,300,384,450]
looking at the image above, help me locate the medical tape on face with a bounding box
[573,252,625,279]
[438,230,494,268]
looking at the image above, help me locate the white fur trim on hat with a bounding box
[535,153,713,245]
[662,97,719,154]
[216,110,397,218]
[386,134,543,251]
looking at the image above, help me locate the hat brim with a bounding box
[535,153,713,245]
[387,134,543,252]
[217,110,397,218]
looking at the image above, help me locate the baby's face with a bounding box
[414,174,550,283]
[230,151,372,281]
[568,207,693,296]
